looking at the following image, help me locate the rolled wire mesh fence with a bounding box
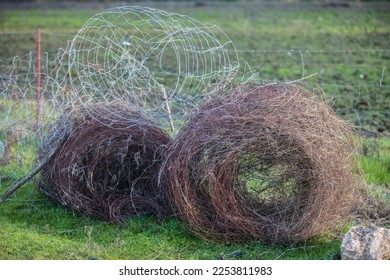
[38,103,172,223]
[161,83,359,243]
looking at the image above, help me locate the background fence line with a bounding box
[1,30,389,197]
[1,34,389,119]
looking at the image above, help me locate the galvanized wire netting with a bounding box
[68,6,239,130]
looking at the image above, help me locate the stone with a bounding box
[341,226,390,260]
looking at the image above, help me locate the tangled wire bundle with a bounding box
[163,83,359,243]
[38,104,171,222]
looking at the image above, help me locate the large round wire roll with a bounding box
[163,83,358,243]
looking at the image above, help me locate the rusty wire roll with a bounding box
[162,83,359,243]
[38,104,171,223]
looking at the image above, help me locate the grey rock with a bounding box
[341,226,390,260]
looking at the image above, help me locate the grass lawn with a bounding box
[0,1,389,260]
[0,181,345,260]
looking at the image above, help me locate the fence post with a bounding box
[35,28,41,132]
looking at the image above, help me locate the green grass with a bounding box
[0,1,389,260]
[361,156,390,187]
[0,181,344,260]
[360,137,390,187]
[0,141,387,260]
[0,9,97,32]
